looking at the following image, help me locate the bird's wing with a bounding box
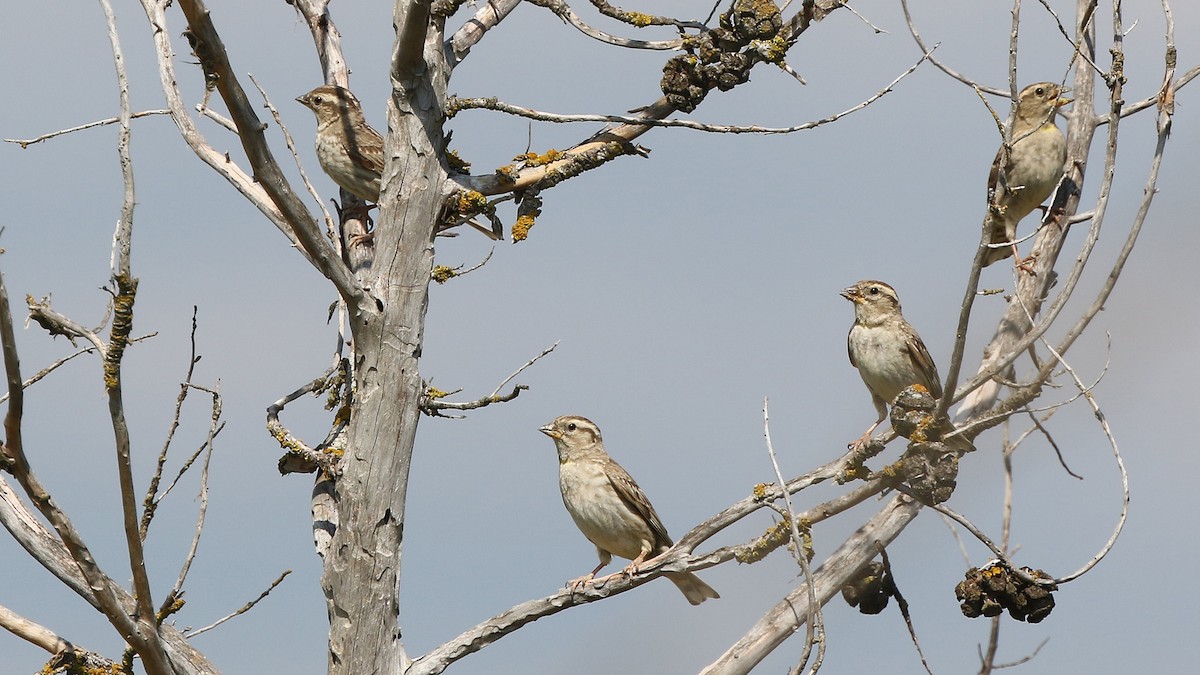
[346,126,385,175]
[605,459,674,549]
[905,327,944,400]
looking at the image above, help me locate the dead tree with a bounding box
[1,1,1194,674]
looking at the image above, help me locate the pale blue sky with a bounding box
[2,1,1197,673]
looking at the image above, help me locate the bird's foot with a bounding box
[1014,249,1038,275]
[848,432,874,452]
[334,199,376,222]
[566,573,597,593]
[348,230,375,248]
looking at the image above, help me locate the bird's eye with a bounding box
[868,286,880,295]
[313,96,323,104]
[567,423,577,431]
[1035,87,1045,96]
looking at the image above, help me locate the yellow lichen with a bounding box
[734,517,813,564]
[431,265,458,284]
[626,11,654,27]
[514,149,563,166]
[751,34,791,62]
[495,164,520,183]
[445,149,472,174]
[426,387,449,399]
[511,213,536,242]
[456,190,487,213]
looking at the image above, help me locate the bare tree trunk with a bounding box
[322,4,448,672]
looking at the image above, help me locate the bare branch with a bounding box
[0,333,155,405]
[523,0,686,50]
[454,2,850,197]
[879,550,935,675]
[917,499,1051,588]
[185,570,293,638]
[1025,339,1127,585]
[141,307,202,538]
[700,496,922,675]
[900,0,1006,96]
[761,399,825,675]
[135,0,314,261]
[421,384,528,416]
[489,341,559,398]
[1,271,160,668]
[288,0,350,87]
[95,2,171,667]
[161,382,222,615]
[0,479,219,672]
[0,603,71,655]
[448,50,930,136]
[588,0,706,29]
[2,110,170,148]
[162,0,363,305]
[268,364,344,475]
[444,0,523,68]
[990,637,1050,669]
[248,73,338,241]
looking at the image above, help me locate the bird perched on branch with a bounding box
[539,415,719,605]
[296,84,384,203]
[983,82,1071,267]
[296,84,501,241]
[842,280,972,452]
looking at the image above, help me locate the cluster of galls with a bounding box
[885,385,962,504]
[841,561,896,615]
[661,0,786,112]
[955,561,1057,623]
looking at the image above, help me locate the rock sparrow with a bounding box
[983,82,1070,267]
[296,84,384,202]
[539,415,719,605]
[842,281,971,452]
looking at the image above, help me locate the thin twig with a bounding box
[248,73,338,244]
[267,364,342,474]
[1035,0,1104,75]
[523,0,686,50]
[0,333,155,405]
[900,0,1007,96]
[161,382,221,616]
[185,570,292,638]
[3,110,171,148]
[449,50,932,135]
[762,398,825,675]
[489,341,559,398]
[141,307,202,539]
[879,550,934,675]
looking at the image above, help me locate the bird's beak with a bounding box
[840,287,861,303]
[1055,96,1072,108]
[538,424,560,439]
[295,95,308,106]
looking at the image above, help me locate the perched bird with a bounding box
[538,415,719,605]
[842,281,970,452]
[296,84,384,202]
[983,82,1070,267]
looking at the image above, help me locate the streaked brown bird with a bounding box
[983,82,1070,267]
[841,280,971,452]
[539,415,720,605]
[296,84,384,202]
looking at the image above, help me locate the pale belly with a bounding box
[559,461,652,561]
